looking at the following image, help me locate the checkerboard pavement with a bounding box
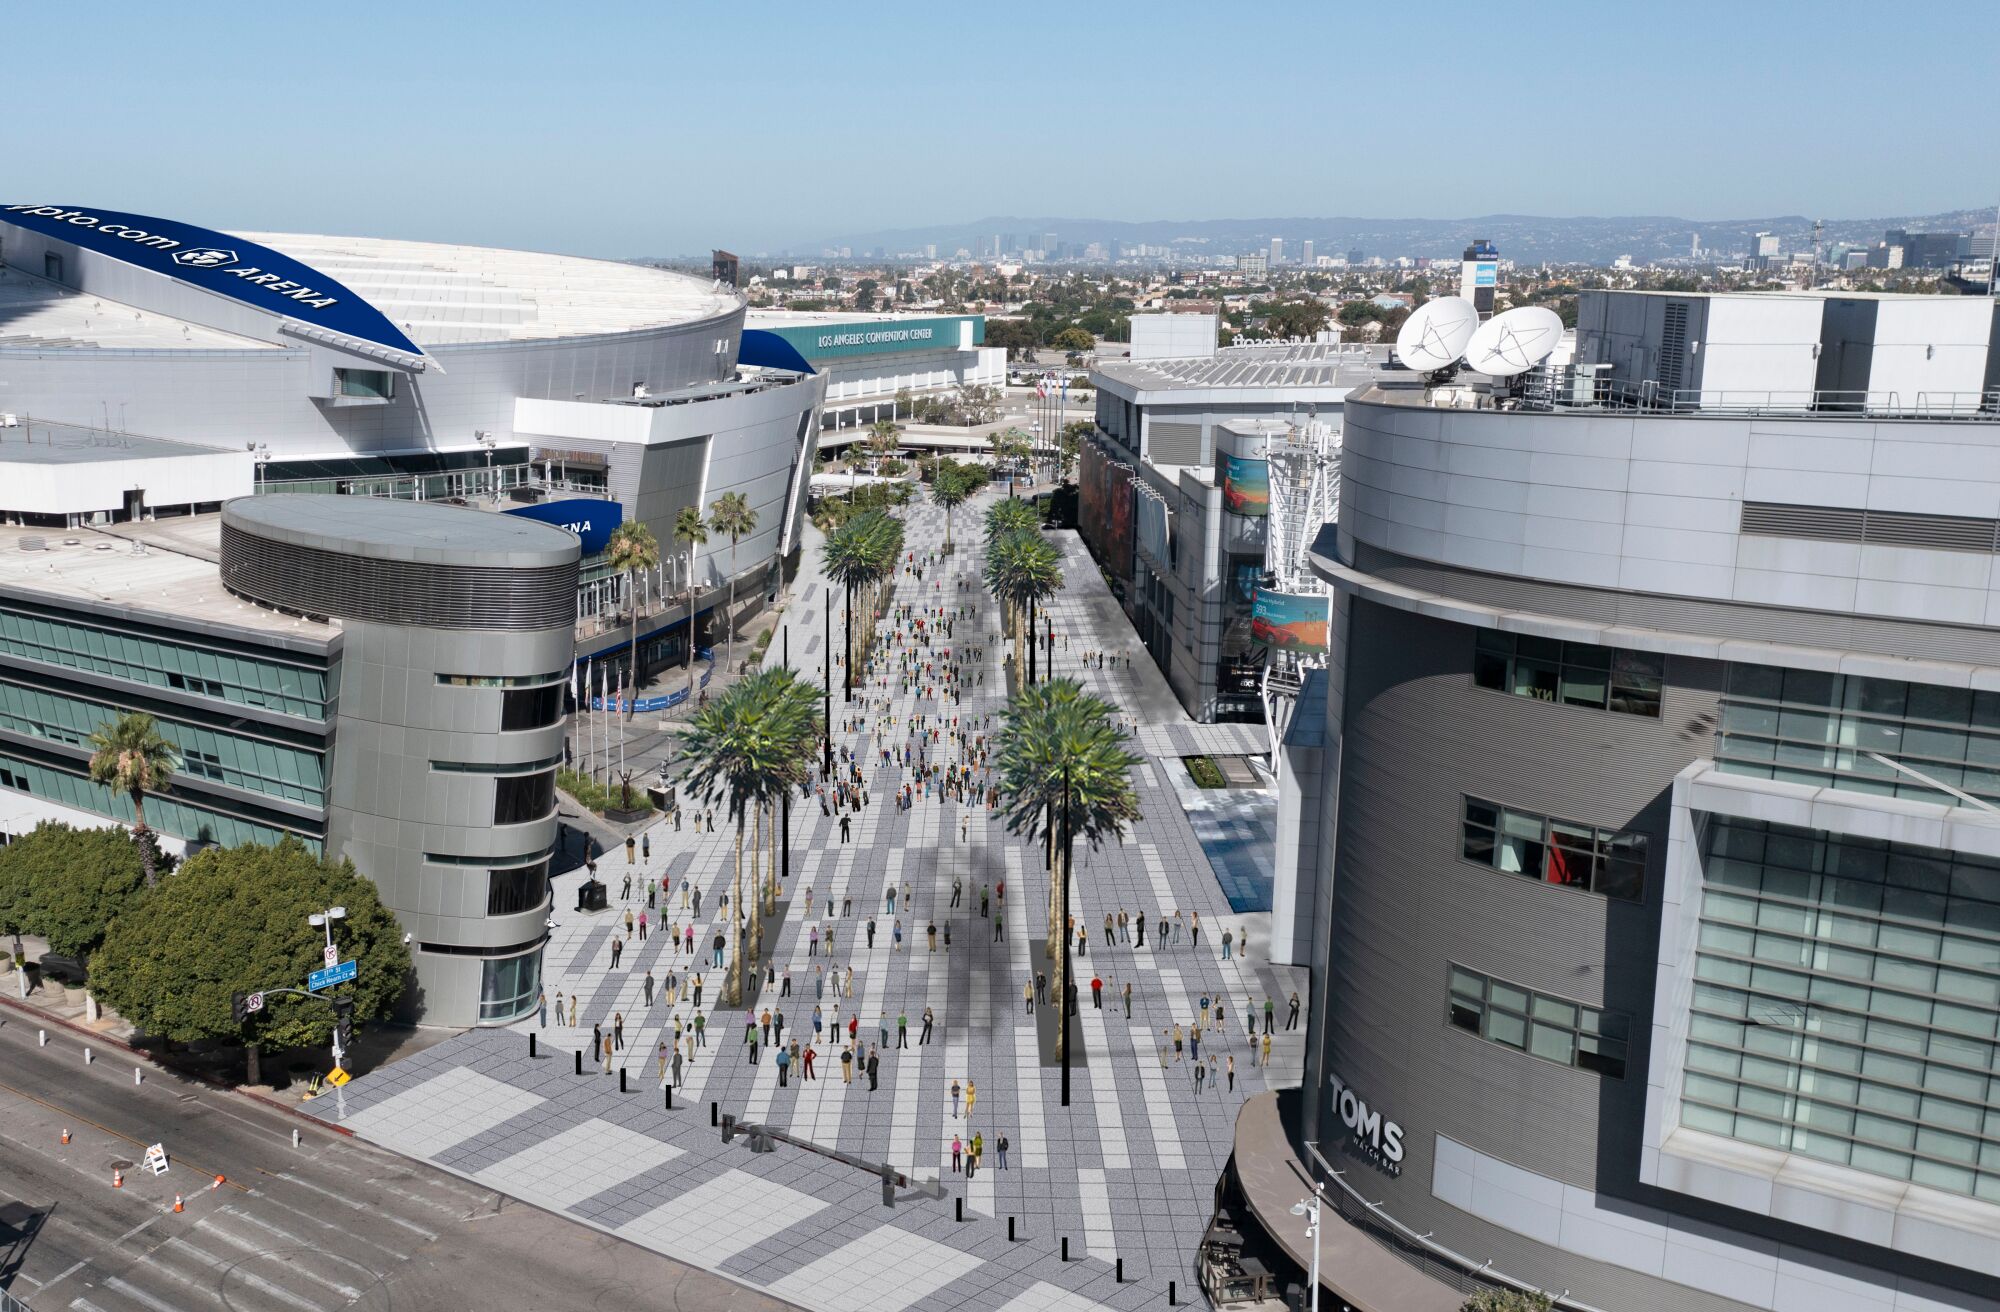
[305,489,1308,1310]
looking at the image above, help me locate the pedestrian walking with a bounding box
[1024,980,1034,1015]
[951,1135,963,1173]
[965,1079,976,1118]
[1195,1058,1206,1093]
[776,1044,791,1086]
[613,1012,625,1051]
[993,912,1004,940]
[643,971,655,1007]
[1222,928,1234,960]
[536,990,548,1027]
[997,1133,1009,1169]
[951,1080,962,1116]
[1262,1032,1273,1066]
[841,1045,853,1083]
[1136,911,1146,947]
[1091,976,1103,1009]
[610,937,623,968]
[920,1005,935,1044]
[1227,1054,1236,1092]
[1122,980,1133,1019]
[1287,992,1302,1030]
[897,1011,909,1048]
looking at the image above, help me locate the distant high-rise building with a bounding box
[1301,239,1314,267]
[1041,232,1058,255]
[1240,251,1268,277]
[1346,248,1364,266]
[1755,232,1781,258]
[1269,237,1284,267]
[1003,232,1017,254]
[1460,239,1498,317]
[1691,233,1701,260]
[923,244,937,260]
[1881,229,1971,269]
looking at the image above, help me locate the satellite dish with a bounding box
[1463,306,1565,377]
[1393,297,1478,371]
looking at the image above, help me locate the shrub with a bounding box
[1183,756,1227,789]
[1461,1291,1554,1312]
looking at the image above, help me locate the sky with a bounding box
[8,0,1994,258]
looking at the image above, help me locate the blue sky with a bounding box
[9,0,1990,257]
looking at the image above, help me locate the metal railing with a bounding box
[1302,1141,1611,1312]
[1517,376,2000,421]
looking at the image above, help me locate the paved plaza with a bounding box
[306,488,1307,1310]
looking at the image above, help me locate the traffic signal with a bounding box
[231,992,248,1024]
[333,997,354,1053]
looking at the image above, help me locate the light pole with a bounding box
[1290,1183,1324,1312]
[307,905,348,1083]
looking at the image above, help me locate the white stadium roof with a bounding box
[0,232,740,351]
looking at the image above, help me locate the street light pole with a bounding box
[1059,760,1072,1107]
[306,905,348,1078]
[822,600,834,773]
[782,626,792,890]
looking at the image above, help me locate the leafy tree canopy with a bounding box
[91,838,410,1048]
[0,822,152,956]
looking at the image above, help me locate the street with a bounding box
[0,1008,795,1312]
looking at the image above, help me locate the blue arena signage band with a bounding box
[505,498,624,556]
[1,205,425,360]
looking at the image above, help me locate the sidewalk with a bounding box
[302,486,1307,1312]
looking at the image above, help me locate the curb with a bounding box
[0,990,355,1138]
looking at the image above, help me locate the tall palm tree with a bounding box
[86,712,180,888]
[605,521,660,719]
[708,492,758,669]
[993,679,1141,1060]
[985,497,1039,545]
[678,668,821,1006]
[820,509,903,703]
[673,506,709,704]
[929,458,986,554]
[866,418,902,471]
[983,528,1063,690]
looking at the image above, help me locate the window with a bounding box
[487,860,551,916]
[1448,965,1628,1078]
[1461,797,1647,900]
[437,671,567,689]
[476,948,542,1023]
[1686,816,2000,1204]
[493,770,555,825]
[500,684,564,732]
[333,368,394,400]
[1717,664,2000,810]
[432,754,563,774]
[1473,631,1663,717]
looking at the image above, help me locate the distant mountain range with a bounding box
[769,207,1999,265]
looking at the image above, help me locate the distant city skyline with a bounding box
[8,0,1993,258]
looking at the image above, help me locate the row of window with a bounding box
[0,680,326,807]
[488,861,552,916]
[0,606,328,718]
[425,842,557,868]
[431,754,564,775]
[437,671,568,689]
[0,755,307,850]
[501,685,565,732]
[1461,797,1647,900]
[1472,631,1663,718]
[1447,965,1629,1078]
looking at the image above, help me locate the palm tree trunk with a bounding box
[133,792,156,888]
[749,804,762,965]
[1027,595,1037,684]
[686,578,697,706]
[628,569,641,720]
[766,798,778,915]
[725,534,740,669]
[727,813,746,1006]
[843,583,854,703]
[1053,837,1072,1059]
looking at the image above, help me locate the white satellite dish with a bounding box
[1463,306,1565,377]
[1393,297,1479,372]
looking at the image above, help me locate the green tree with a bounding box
[605,521,660,719]
[673,506,711,704]
[866,418,903,467]
[984,497,1040,545]
[820,509,904,701]
[993,678,1141,1056]
[929,457,975,553]
[708,491,758,669]
[91,838,409,1053]
[1264,298,1331,340]
[1058,419,1092,482]
[677,669,820,1005]
[1049,326,1095,354]
[0,822,151,958]
[983,528,1064,689]
[86,711,180,887]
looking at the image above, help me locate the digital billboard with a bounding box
[1221,453,1269,517]
[2,205,426,359]
[1251,589,1330,651]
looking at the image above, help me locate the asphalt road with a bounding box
[0,1009,796,1312]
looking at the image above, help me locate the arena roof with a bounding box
[0,221,740,352]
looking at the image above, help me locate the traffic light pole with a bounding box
[234,985,357,1085]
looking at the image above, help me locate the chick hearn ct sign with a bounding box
[2,205,425,359]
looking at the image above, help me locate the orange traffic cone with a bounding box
[210,1174,225,1191]
[172,1194,184,1213]
[112,1168,123,1188]
[60,1127,70,1144]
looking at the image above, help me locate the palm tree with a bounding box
[866,417,902,471]
[605,521,660,718]
[86,712,180,888]
[993,679,1141,1062]
[985,497,1039,545]
[678,669,820,1006]
[930,458,974,554]
[708,492,758,669]
[820,509,903,702]
[673,506,709,704]
[983,528,1063,689]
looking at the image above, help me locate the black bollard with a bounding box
[665,1085,674,1110]
[1169,1280,1177,1305]
[955,1197,963,1223]
[574,1050,582,1075]
[711,1100,719,1127]
[1061,1237,1069,1262]
[1008,1216,1015,1242]
[529,1033,537,1058]
[619,1068,627,1093]
[1115,1258,1123,1283]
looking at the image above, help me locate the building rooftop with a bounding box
[1093,343,1385,399]
[0,420,238,464]
[227,493,581,569]
[0,235,742,352]
[0,515,335,643]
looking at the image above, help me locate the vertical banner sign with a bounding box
[1220,453,1270,517]
[1251,589,1330,651]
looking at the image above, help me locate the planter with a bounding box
[605,805,652,824]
